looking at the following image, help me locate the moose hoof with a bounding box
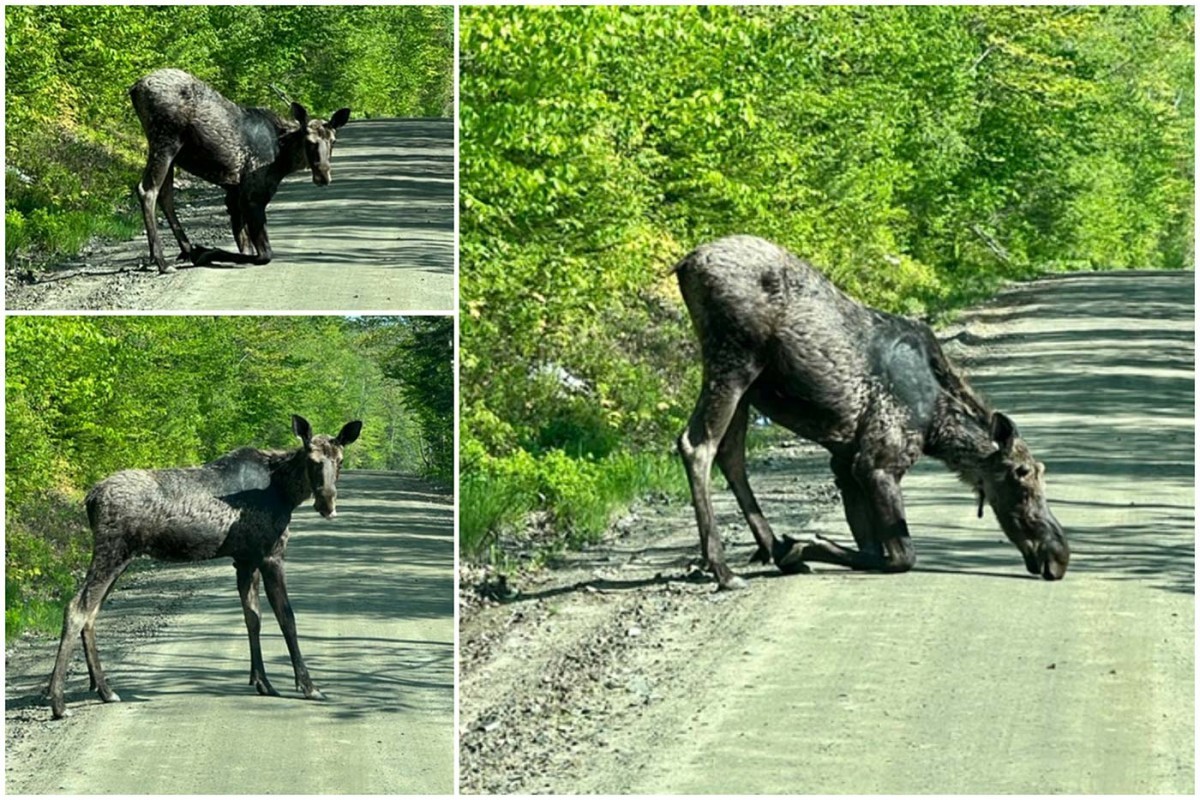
[717,574,750,591]
[51,707,72,720]
[748,545,772,565]
[189,246,219,266]
[253,679,280,697]
[774,537,811,575]
[99,690,122,704]
[302,687,327,701]
[158,264,177,275]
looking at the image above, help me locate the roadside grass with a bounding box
[5,123,143,269]
[5,206,141,267]
[4,493,91,643]
[460,449,691,562]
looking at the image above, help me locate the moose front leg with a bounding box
[236,563,278,697]
[778,460,916,573]
[260,556,324,700]
[245,203,273,265]
[224,188,253,255]
[188,193,271,267]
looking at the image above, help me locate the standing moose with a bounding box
[130,68,350,273]
[675,235,1069,590]
[47,415,362,719]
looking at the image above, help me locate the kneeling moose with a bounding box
[675,235,1069,590]
[130,68,351,272]
[47,415,362,719]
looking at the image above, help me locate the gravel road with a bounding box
[5,471,454,794]
[5,118,454,312]
[459,269,1194,794]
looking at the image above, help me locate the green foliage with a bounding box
[5,493,92,640]
[4,315,453,639]
[459,5,1194,559]
[459,441,689,557]
[4,5,453,266]
[359,316,455,482]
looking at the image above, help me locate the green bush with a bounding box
[4,492,92,640]
[460,445,689,558]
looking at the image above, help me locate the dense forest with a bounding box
[4,4,454,265]
[5,315,453,638]
[459,5,1194,554]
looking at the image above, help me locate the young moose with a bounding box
[130,68,350,273]
[675,235,1069,590]
[47,415,363,719]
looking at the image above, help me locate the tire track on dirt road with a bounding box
[459,270,1194,794]
[5,118,454,312]
[5,471,454,794]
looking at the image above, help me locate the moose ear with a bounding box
[336,420,363,446]
[328,108,351,129]
[292,415,314,448]
[290,102,310,127]
[990,412,1018,453]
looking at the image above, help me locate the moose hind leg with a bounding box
[48,591,87,719]
[157,163,192,262]
[260,556,323,700]
[236,564,278,697]
[679,361,763,590]
[79,556,134,704]
[715,397,803,573]
[136,141,182,273]
[47,552,130,718]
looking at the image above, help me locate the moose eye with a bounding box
[1014,465,1031,479]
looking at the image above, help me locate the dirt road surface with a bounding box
[460,270,1194,794]
[5,118,453,312]
[5,472,453,794]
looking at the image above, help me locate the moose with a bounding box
[129,68,351,273]
[675,235,1069,590]
[47,415,363,719]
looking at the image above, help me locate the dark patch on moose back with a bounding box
[868,321,939,432]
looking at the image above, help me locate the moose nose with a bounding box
[1038,514,1069,580]
[312,170,331,186]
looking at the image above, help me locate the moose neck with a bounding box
[925,393,997,488]
[270,131,310,183]
[265,447,314,509]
